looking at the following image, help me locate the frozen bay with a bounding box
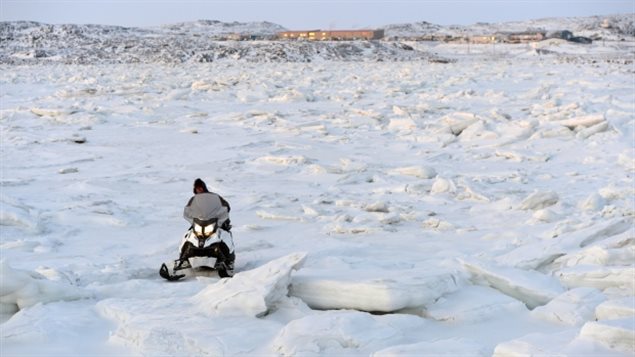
[1,51,634,356]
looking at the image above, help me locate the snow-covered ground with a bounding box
[1,41,634,356]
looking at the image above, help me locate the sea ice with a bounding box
[530,287,606,326]
[0,261,92,314]
[2,33,634,355]
[556,265,635,292]
[492,331,572,357]
[496,217,633,270]
[430,177,457,195]
[595,297,635,320]
[372,338,489,357]
[517,190,559,210]
[290,269,460,312]
[425,285,528,323]
[579,318,635,353]
[193,252,306,317]
[461,259,565,309]
[273,310,403,356]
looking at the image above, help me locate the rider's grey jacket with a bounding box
[183,192,229,226]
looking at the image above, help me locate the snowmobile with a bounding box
[160,217,235,281]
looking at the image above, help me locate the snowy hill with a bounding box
[383,21,445,37]
[158,19,286,35]
[384,14,635,39]
[1,14,633,64]
[0,20,439,64]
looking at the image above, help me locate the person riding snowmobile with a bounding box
[180,178,234,273]
[184,178,232,231]
[159,178,235,280]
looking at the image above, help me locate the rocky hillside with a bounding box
[158,19,286,35]
[0,20,440,64]
[0,14,632,64]
[385,14,634,39]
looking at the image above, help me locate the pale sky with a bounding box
[1,0,633,29]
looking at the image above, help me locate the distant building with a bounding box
[227,33,272,41]
[397,34,454,42]
[278,29,320,40]
[601,18,611,29]
[547,30,574,41]
[278,29,384,41]
[569,36,593,44]
[227,33,249,41]
[505,31,546,43]
[469,35,500,44]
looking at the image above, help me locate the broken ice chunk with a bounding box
[557,265,635,292]
[518,191,559,210]
[595,297,635,320]
[193,252,306,317]
[579,318,635,354]
[425,285,527,323]
[530,287,606,326]
[460,258,564,309]
[290,269,460,312]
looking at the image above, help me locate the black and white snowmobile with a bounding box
[160,218,235,281]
